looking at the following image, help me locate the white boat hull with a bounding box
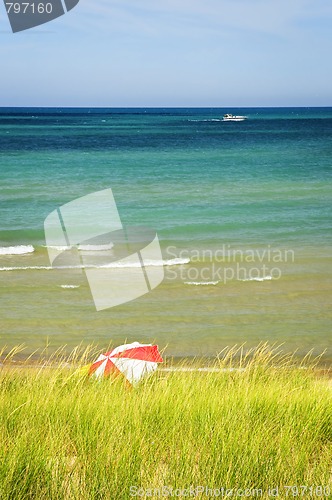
[223,117,246,122]
[222,114,247,122]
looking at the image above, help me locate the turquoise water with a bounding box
[0,108,331,362]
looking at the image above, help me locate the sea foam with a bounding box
[0,257,190,272]
[60,285,80,289]
[0,245,34,255]
[184,281,220,286]
[239,276,273,282]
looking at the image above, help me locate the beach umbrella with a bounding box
[88,342,163,386]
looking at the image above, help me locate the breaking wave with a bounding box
[0,245,34,255]
[59,285,80,289]
[0,257,190,272]
[184,281,220,286]
[239,276,273,282]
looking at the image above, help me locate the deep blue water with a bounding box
[0,107,331,248]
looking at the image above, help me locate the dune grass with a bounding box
[0,345,331,499]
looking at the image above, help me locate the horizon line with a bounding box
[1,105,332,109]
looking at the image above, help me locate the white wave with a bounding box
[104,257,190,268]
[239,276,273,282]
[0,264,88,272]
[0,265,55,271]
[0,257,190,272]
[60,285,80,289]
[102,257,190,268]
[164,258,190,266]
[185,281,220,286]
[45,243,114,251]
[0,245,34,256]
[78,243,114,251]
[44,245,70,251]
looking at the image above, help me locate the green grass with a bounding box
[0,345,331,499]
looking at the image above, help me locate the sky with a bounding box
[1,0,332,107]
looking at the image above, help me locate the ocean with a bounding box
[0,107,331,362]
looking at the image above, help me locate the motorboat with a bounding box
[222,113,247,122]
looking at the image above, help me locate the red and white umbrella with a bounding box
[88,342,163,386]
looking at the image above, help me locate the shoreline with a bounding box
[1,346,331,374]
